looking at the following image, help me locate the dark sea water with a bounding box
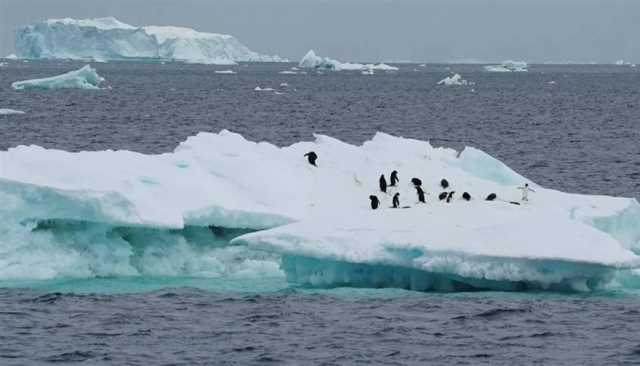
[1,61,640,365]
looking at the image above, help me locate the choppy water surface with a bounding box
[1,61,640,365]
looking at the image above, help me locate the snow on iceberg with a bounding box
[299,50,399,72]
[484,60,528,72]
[215,69,236,74]
[0,108,26,115]
[11,65,104,90]
[15,17,286,65]
[1,131,639,290]
[437,73,471,86]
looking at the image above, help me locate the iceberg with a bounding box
[11,65,104,90]
[0,108,26,115]
[299,50,399,72]
[214,70,236,74]
[0,131,638,290]
[15,17,286,65]
[484,60,528,72]
[437,73,472,86]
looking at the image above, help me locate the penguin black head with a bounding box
[392,192,400,208]
[369,195,380,209]
[304,151,318,166]
[485,193,497,201]
[411,178,422,187]
[390,170,399,186]
[440,178,449,189]
[462,192,471,201]
[438,192,448,201]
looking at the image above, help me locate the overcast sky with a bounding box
[0,0,637,63]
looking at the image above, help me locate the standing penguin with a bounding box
[411,178,422,187]
[440,178,450,189]
[369,195,380,210]
[446,191,455,203]
[304,152,318,166]
[416,186,426,203]
[379,174,388,193]
[392,192,400,208]
[390,170,399,187]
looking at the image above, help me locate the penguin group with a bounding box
[369,170,501,210]
[303,152,502,211]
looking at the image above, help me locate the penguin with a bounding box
[416,186,426,203]
[379,174,388,193]
[411,178,422,187]
[462,192,471,201]
[440,178,449,189]
[438,192,448,201]
[369,195,380,210]
[446,191,455,203]
[304,152,318,166]
[485,193,497,201]
[390,170,399,187]
[392,193,400,208]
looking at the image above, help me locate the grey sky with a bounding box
[1,0,637,63]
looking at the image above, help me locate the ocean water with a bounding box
[1,61,640,365]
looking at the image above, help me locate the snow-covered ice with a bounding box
[0,108,26,115]
[299,50,399,72]
[15,17,286,65]
[437,73,472,86]
[0,130,638,290]
[11,65,105,90]
[484,60,528,72]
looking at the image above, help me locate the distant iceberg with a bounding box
[214,70,236,74]
[615,60,636,67]
[437,73,471,86]
[15,17,286,65]
[1,130,638,290]
[299,50,399,72]
[484,60,528,72]
[0,108,25,115]
[11,65,105,90]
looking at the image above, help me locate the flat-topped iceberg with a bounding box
[0,131,638,290]
[299,50,398,72]
[437,73,471,86]
[15,17,286,65]
[11,65,104,90]
[484,60,528,72]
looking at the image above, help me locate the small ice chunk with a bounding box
[11,65,105,90]
[0,108,26,115]
[437,73,471,86]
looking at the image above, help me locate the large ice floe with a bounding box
[11,65,104,90]
[484,60,528,72]
[299,50,398,72]
[1,131,639,291]
[15,17,286,64]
